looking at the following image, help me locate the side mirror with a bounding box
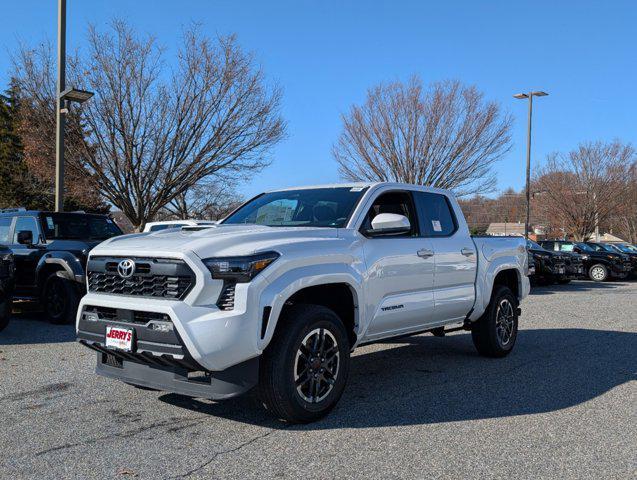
[367,213,411,236]
[17,230,34,245]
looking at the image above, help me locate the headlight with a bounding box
[580,254,589,260]
[607,254,618,260]
[202,252,279,283]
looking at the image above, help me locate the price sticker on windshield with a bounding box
[46,216,54,229]
[432,220,442,232]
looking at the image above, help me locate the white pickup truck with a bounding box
[77,183,530,423]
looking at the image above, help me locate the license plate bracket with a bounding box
[105,326,134,352]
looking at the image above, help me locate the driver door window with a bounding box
[13,217,40,244]
[361,191,418,237]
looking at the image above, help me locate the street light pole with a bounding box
[524,93,533,241]
[513,91,548,240]
[55,0,67,212]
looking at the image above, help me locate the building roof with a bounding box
[486,222,525,236]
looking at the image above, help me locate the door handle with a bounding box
[461,247,475,257]
[417,249,434,258]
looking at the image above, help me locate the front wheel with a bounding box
[258,304,351,423]
[42,274,80,325]
[588,264,608,282]
[471,286,519,358]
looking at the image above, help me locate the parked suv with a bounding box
[0,209,122,324]
[77,182,530,423]
[539,240,631,282]
[0,245,14,332]
[526,240,568,284]
[597,243,637,277]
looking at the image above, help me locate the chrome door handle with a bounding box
[417,249,434,258]
[461,248,475,257]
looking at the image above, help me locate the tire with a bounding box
[42,274,80,325]
[588,264,608,282]
[471,285,518,358]
[0,300,10,332]
[258,304,351,424]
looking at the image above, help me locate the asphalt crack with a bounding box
[175,427,284,478]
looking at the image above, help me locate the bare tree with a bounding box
[333,77,512,196]
[161,177,243,221]
[609,165,637,243]
[14,21,285,230]
[533,141,636,241]
[11,43,106,211]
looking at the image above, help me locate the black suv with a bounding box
[0,245,14,331]
[539,240,631,282]
[526,240,570,284]
[0,209,122,324]
[597,243,637,277]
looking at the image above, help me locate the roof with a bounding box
[264,182,453,195]
[595,233,627,243]
[486,222,525,236]
[0,209,108,217]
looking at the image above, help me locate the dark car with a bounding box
[526,240,569,284]
[539,240,631,282]
[0,209,123,324]
[602,243,637,276]
[0,245,15,331]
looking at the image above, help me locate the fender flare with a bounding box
[256,264,364,350]
[36,252,86,286]
[470,261,523,322]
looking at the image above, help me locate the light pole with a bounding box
[55,0,94,212]
[513,90,548,240]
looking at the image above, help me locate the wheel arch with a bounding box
[36,252,85,289]
[258,268,363,351]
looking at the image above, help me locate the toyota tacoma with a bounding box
[77,183,530,423]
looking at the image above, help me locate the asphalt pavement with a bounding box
[1,280,635,479]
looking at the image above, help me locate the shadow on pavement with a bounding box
[0,314,76,345]
[161,327,636,429]
[529,279,631,295]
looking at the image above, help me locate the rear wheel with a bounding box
[42,274,80,325]
[471,285,518,358]
[258,304,350,423]
[588,264,608,282]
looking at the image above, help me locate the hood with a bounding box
[92,224,340,258]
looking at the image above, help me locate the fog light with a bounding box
[150,322,173,333]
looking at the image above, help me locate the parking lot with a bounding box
[0,280,635,479]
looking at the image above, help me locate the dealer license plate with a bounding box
[105,326,134,352]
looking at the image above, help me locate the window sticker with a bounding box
[46,217,54,229]
[432,220,442,232]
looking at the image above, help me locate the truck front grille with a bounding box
[87,257,195,300]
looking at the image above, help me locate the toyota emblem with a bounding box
[117,259,136,279]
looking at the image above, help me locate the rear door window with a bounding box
[413,192,457,237]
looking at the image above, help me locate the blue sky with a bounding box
[1,0,636,199]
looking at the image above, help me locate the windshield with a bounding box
[527,240,547,251]
[617,244,637,253]
[586,242,615,252]
[40,214,123,241]
[576,242,594,252]
[149,223,187,232]
[222,187,368,228]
